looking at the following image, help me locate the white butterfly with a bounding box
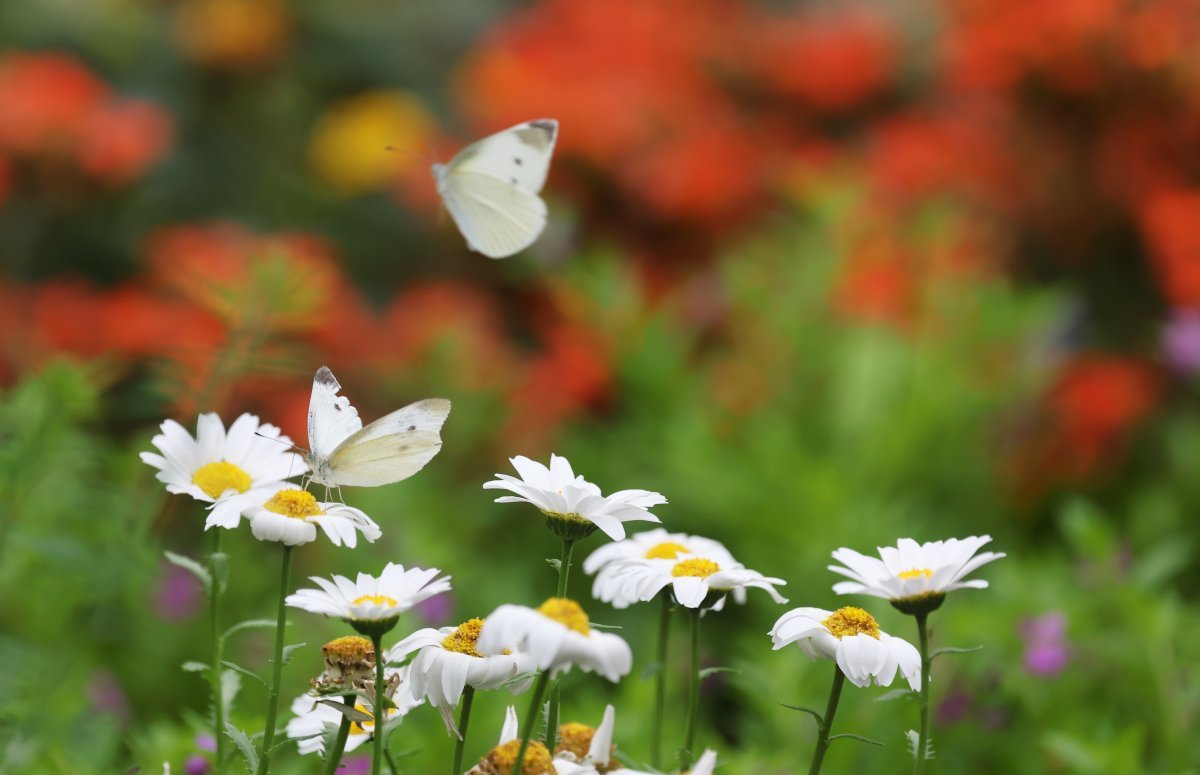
[304,366,451,488]
[432,118,558,259]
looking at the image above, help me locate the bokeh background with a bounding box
[2,0,1199,772]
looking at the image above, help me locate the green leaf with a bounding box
[281,642,307,665]
[223,618,277,640]
[503,671,539,688]
[220,669,241,719]
[779,703,823,725]
[224,723,259,772]
[317,699,373,723]
[181,661,211,675]
[209,551,229,594]
[874,688,918,704]
[546,558,562,571]
[698,666,740,679]
[830,733,885,747]
[930,645,983,661]
[222,661,267,689]
[589,622,623,630]
[165,551,211,592]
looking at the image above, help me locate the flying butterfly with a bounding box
[304,366,451,488]
[432,118,558,259]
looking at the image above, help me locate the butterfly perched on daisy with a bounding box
[432,118,558,259]
[304,366,451,489]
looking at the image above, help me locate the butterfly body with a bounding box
[433,118,558,259]
[305,366,451,488]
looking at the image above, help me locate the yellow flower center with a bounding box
[645,541,689,559]
[483,739,553,774]
[351,594,399,607]
[442,618,485,657]
[898,568,933,580]
[191,461,252,499]
[263,489,323,519]
[554,722,596,762]
[672,558,720,579]
[537,597,591,635]
[822,606,881,639]
[322,635,375,665]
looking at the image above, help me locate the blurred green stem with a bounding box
[322,694,356,775]
[807,666,846,775]
[371,633,387,775]
[681,607,701,769]
[546,537,575,753]
[209,530,227,773]
[913,612,931,775]
[511,671,551,775]
[450,686,475,775]
[255,544,293,775]
[651,592,671,769]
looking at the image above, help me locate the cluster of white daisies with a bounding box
[144,412,1004,774]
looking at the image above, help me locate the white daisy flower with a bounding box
[286,563,451,636]
[140,412,305,529]
[769,606,921,690]
[600,553,787,610]
[829,536,1005,612]
[584,530,741,608]
[466,706,600,775]
[552,705,617,772]
[483,455,666,541]
[389,617,535,712]
[285,665,422,756]
[609,747,717,775]
[478,599,632,682]
[241,487,381,547]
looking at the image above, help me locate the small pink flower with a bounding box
[1020,612,1070,676]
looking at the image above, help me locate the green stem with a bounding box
[651,592,671,769]
[807,666,846,775]
[556,538,576,598]
[323,694,356,775]
[681,607,702,769]
[451,686,475,775]
[511,672,551,775]
[371,634,387,775]
[913,612,932,775]
[209,530,227,773]
[385,748,399,775]
[255,544,294,775]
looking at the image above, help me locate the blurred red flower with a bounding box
[0,52,108,156]
[76,100,173,185]
[1140,190,1200,306]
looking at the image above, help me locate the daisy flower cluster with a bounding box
[143,391,1004,775]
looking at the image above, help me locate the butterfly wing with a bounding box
[435,118,558,259]
[307,367,363,465]
[324,398,452,487]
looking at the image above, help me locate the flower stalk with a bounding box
[511,671,551,775]
[255,544,294,775]
[450,686,475,775]
[371,633,387,775]
[808,666,846,775]
[322,694,356,775]
[652,591,671,769]
[209,530,228,773]
[545,536,575,753]
[681,606,702,769]
[913,611,932,775]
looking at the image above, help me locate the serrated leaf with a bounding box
[317,700,373,723]
[165,551,211,592]
[640,661,663,680]
[698,666,740,679]
[220,669,241,719]
[829,733,884,746]
[181,661,211,674]
[546,558,562,571]
[209,551,229,594]
[224,723,258,772]
[318,722,341,762]
[281,642,307,665]
[931,645,983,661]
[223,619,277,640]
[779,703,823,724]
[222,661,267,689]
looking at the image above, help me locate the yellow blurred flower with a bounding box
[174,0,290,70]
[308,90,436,195]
